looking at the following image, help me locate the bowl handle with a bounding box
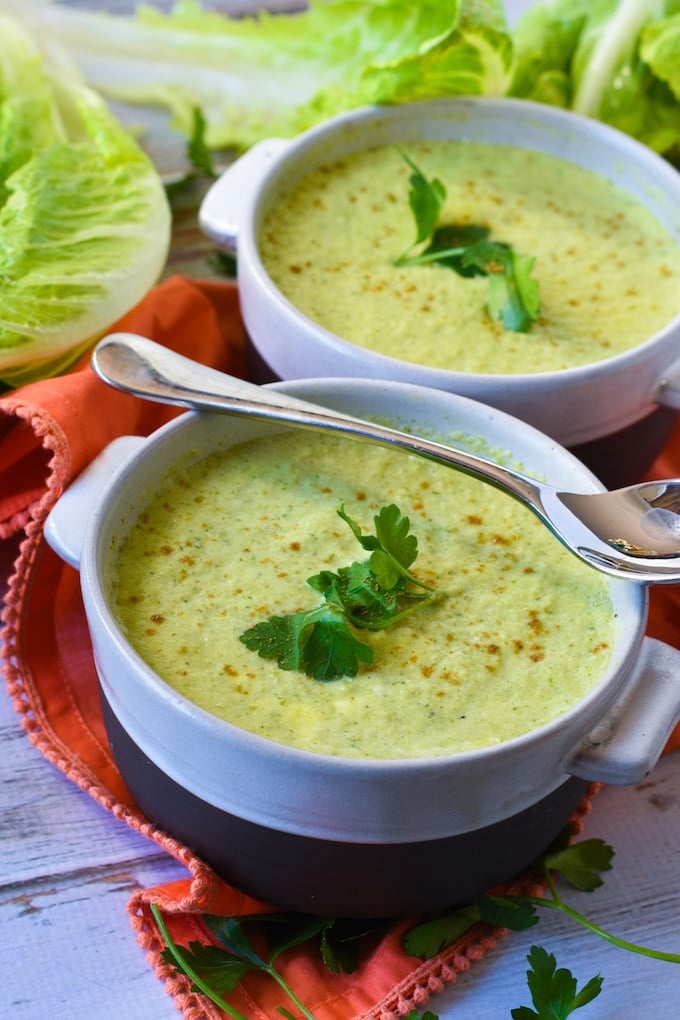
[44,435,145,569]
[654,353,680,410]
[198,138,291,253]
[565,637,680,785]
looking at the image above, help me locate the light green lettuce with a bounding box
[0,14,171,387]
[509,0,680,159]
[17,0,513,151]
[640,13,680,98]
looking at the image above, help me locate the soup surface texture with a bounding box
[258,141,680,374]
[111,431,614,759]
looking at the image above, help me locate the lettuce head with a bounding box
[0,14,171,387]
[15,0,513,152]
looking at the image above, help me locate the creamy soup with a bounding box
[258,141,680,374]
[110,431,614,759]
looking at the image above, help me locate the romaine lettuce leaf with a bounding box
[0,14,171,387]
[11,0,513,151]
[641,13,680,98]
[509,0,680,158]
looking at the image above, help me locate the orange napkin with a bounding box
[0,275,677,1019]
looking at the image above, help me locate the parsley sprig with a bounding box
[394,151,540,333]
[155,900,601,1020]
[153,907,388,1020]
[239,502,441,681]
[153,825,680,1018]
[404,826,680,965]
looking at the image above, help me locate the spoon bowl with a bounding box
[92,332,680,584]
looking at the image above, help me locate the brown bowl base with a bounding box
[102,691,588,918]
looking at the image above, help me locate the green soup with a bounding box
[110,431,614,760]
[258,141,680,374]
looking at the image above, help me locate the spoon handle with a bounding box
[92,332,543,513]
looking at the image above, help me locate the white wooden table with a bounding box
[4,2,680,1017]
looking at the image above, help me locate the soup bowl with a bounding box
[199,97,680,489]
[45,375,680,917]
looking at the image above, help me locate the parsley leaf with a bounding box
[160,939,251,996]
[319,916,392,974]
[511,946,603,1019]
[309,560,400,626]
[165,106,218,202]
[239,605,373,681]
[301,606,374,679]
[240,502,441,681]
[337,503,434,592]
[423,223,491,275]
[483,248,540,333]
[186,106,218,179]
[205,913,331,966]
[543,837,614,892]
[394,152,540,333]
[398,148,446,257]
[402,904,481,958]
[477,893,540,932]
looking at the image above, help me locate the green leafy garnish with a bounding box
[421,223,492,276]
[394,153,540,332]
[153,905,252,1020]
[166,106,219,201]
[154,906,390,1020]
[511,946,603,1019]
[542,835,613,892]
[240,503,441,681]
[404,827,680,965]
[403,903,483,958]
[156,910,329,1019]
[241,603,375,682]
[211,250,238,279]
[154,822,680,1017]
[399,150,447,253]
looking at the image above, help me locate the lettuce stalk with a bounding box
[0,13,171,387]
[6,0,513,152]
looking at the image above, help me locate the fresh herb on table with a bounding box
[511,946,603,1019]
[240,502,441,681]
[155,824,680,1018]
[394,152,540,333]
[211,250,238,278]
[154,900,600,1020]
[404,826,680,965]
[153,905,388,1020]
[165,107,219,202]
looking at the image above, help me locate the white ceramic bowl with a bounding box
[46,375,680,916]
[199,97,680,488]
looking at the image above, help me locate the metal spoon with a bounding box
[92,332,680,585]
